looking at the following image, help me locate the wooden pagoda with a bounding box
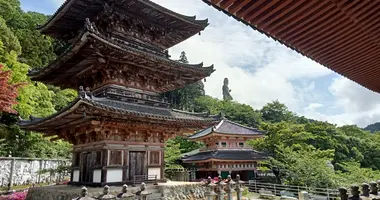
[20,0,217,186]
[182,118,266,181]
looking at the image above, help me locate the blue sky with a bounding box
[20,0,380,127]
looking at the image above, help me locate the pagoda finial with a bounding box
[79,86,86,98]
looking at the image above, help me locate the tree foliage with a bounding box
[0,64,21,113]
[0,1,73,159]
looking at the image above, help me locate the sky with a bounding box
[19,0,380,128]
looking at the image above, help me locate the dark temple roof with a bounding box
[19,94,218,132]
[182,150,266,162]
[188,119,265,139]
[39,0,208,48]
[29,30,215,90]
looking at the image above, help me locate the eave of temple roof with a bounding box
[202,0,380,93]
[181,150,267,162]
[29,30,215,88]
[39,0,208,47]
[188,119,265,140]
[19,95,219,132]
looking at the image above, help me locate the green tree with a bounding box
[195,95,262,127]
[272,145,336,188]
[260,100,294,123]
[164,139,183,169]
[163,51,205,111]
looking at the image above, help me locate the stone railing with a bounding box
[339,181,380,200]
[71,183,150,200]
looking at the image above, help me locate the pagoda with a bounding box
[20,0,217,186]
[182,119,266,181]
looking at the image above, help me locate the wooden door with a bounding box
[129,151,146,180]
[81,152,91,182]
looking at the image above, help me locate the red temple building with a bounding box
[202,0,380,93]
[20,0,218,186]
[182,118,266,181]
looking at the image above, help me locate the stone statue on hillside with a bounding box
[222,77,233,101]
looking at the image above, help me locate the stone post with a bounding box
[339,187,348,200]
[8,158,15,191]
[361,183,370,197]
[216,175,226,200]
[370,181,378,196]
[140,182,152,200]
[100,185,116,200]
[118,184,135,200]
[350,185,360,200]
[204,177,217,200]
[225,175,235,200]
[72,187,95,200]
[235,174,244,200]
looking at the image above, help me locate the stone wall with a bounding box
[159,183,207,200]
[0,157,70,186]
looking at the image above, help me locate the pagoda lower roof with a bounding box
[19,95,218,133]
[182,150,267,162]
[188,119,265,140]
[29,30,214,91]
[39,0,208,48]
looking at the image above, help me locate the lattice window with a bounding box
[109,150,122,165]
[149,151,160,165]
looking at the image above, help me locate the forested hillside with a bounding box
[364,122,380,133]
[1,0,380,189]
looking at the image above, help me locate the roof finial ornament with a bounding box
[223,77,233,101]
[220,111,226,119]
[79,86,86,99]
[85,87,92,99]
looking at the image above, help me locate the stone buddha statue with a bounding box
[222,78,233,101]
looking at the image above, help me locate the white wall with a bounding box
[106,169,123,182]
[148,167,161,179]
[0,157,70,186]
[93,169,102,183]
[73,170,80,182]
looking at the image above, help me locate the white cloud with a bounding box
[52,0,64,6]
[153,0,332,113]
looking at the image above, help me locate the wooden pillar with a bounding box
[101,149,108,183]
[123,150,129,181]
[161,149,165,181]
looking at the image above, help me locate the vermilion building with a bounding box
[182,118,266,181]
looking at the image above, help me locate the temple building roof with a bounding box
[19,90,219,134]
[29,30,214,91]
[182,150,266,162]
[39,0,208,49]
[188,119,265,140]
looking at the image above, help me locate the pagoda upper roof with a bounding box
[182,149,267,162]
[29,30,214,91]
[188,119,265,140]
[39,0,208,48]
[19,92,219,134]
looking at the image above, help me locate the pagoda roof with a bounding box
[182,150,266,162]
[29,30,214,91]
[39,0,208,48]
[19,93,218,133]
[188,119,265,140]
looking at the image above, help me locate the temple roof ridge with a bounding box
[19,91,218,130]
[38,0,209,39]
[188,118,265,139]
[29,30,215,87]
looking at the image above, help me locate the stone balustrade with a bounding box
[339,181,380,200]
